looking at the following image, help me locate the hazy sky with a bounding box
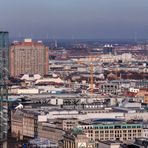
[0,0,148,39]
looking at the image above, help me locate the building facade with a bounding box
[11,110,38,140]
[38,122,65,142]
[54,118,79,131]
[9,39,49,76]
[101,83,120,95]
[0,31,9,80]
[77,122,143,142]
[0,31,9,147]
[63,131,95,148]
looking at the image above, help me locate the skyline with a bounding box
[1,0,148,39]
[0,1,148,147]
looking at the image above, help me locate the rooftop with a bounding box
[92,118,124,124]
[99,140,121,145]
[79,118,124,125]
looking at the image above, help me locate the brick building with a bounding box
[9,39,49,76]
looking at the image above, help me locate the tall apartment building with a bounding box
[9,39,49,76]
[0,31,9,148]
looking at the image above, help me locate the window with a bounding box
[110,131,114,133]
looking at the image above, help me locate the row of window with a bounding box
[82,125,142,129]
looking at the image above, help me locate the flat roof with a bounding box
[99,140,121,145]
[92,118,124,123]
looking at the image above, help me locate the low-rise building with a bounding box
[54,118,79,131]
[11,109,38,140]
[77,119,143,142]
[63,130,96,148]
[38,122,65,142]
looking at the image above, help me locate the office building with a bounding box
[9,39,49,76]
[0,31,9,148]
[0,31,9,79]
[77,119,143,142]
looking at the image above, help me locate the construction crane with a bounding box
[77,55,102,96]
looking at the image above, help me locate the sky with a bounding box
[0,0,148,39]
